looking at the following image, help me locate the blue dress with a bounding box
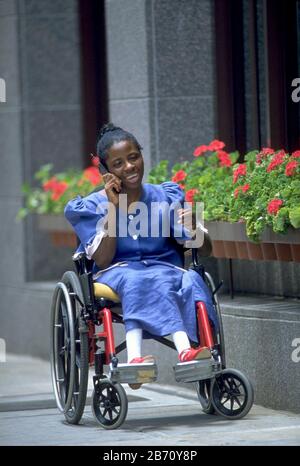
[64,182,217,343]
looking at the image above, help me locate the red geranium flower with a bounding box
[51,181,69,201]
[256,147,275,164]
[285,160,298,176]
[234,187,241,198]
[292,150,300,158]
[233,164,247,184]
[217,150,232,167]
[91,154,100,166]
[234,183,250,198]
[43,176,58,192]
[208,139,225,151]
[83,166,102,186]
[178,184,185,190]
[267,199,283,215]
[241,183,250,192]
[185,188,199,203]
[266,150,286,172]
[172,169,187,183]
[193,145,209,157]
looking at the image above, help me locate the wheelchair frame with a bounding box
[50,248,254,429]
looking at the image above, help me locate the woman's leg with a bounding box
[172,331,191,354]
[126,328,155,390]
[126,328,142,362]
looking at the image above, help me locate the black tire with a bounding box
[50,271,89,424]
[196,379,215,415]
[204,272,226,368]
[50,281,76,414]
[210,368,254,420]
[92,379,128,430]
[61,271,89,424]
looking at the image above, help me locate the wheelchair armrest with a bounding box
[72,252,97,317]
[72,251,94,275]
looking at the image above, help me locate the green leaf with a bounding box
[34,164,53,181]
[289,207,300,228]
[16,208,28,220]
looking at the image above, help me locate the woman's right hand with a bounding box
[103,173,122,206]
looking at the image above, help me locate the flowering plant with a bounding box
[148,139,239,220]
[228,148,300,241]
[148,141,300,242]
[18,158,103,218]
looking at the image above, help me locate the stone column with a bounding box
[105,0,217,173]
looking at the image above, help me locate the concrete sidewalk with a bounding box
[0,353,199,412]
[1,354,300,445]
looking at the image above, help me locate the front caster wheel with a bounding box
[211,368,254,420]
[92,379,128,429]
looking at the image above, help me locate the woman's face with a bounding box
[106,139,144,190]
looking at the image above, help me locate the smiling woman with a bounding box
[64,123,217,382]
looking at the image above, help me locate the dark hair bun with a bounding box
[99,123,121,140]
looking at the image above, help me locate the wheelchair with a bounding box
[50,240,254,429]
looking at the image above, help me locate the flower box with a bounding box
[37,214,77,248]
[206,221,300,262]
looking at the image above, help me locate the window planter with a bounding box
[37,214,77,248]
[206,221,300,262]
[36,216,300,261]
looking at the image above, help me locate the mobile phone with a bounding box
[99,161,122,192]
[99,160,108,175]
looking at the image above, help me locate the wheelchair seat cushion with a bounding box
[93,283,120,303]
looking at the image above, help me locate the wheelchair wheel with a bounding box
[205,272,226,368]
[50,271,89,424]
[91,379,128,430]
[210,368,254,420]
[196,379,215,415]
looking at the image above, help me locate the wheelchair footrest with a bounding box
[174,359,221,383]
[110,363,158,384]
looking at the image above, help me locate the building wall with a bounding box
[105,0,216,173]
[0,0,83,356]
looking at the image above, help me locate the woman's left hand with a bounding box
[177,208,195,233]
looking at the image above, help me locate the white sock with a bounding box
[126,328,142,362]
[172,331,190,355]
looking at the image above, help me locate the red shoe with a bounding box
[129,355,155,364]
[128,355,155,390]
[179,347,211,362]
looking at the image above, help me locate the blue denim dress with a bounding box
[65,182,217,343]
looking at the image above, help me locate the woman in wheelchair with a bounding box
[65,124,217,375]
[54,123,253,427]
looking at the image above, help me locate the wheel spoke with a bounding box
[233,395,243,407]
[230,396,235,411]
[221,393,230,405]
